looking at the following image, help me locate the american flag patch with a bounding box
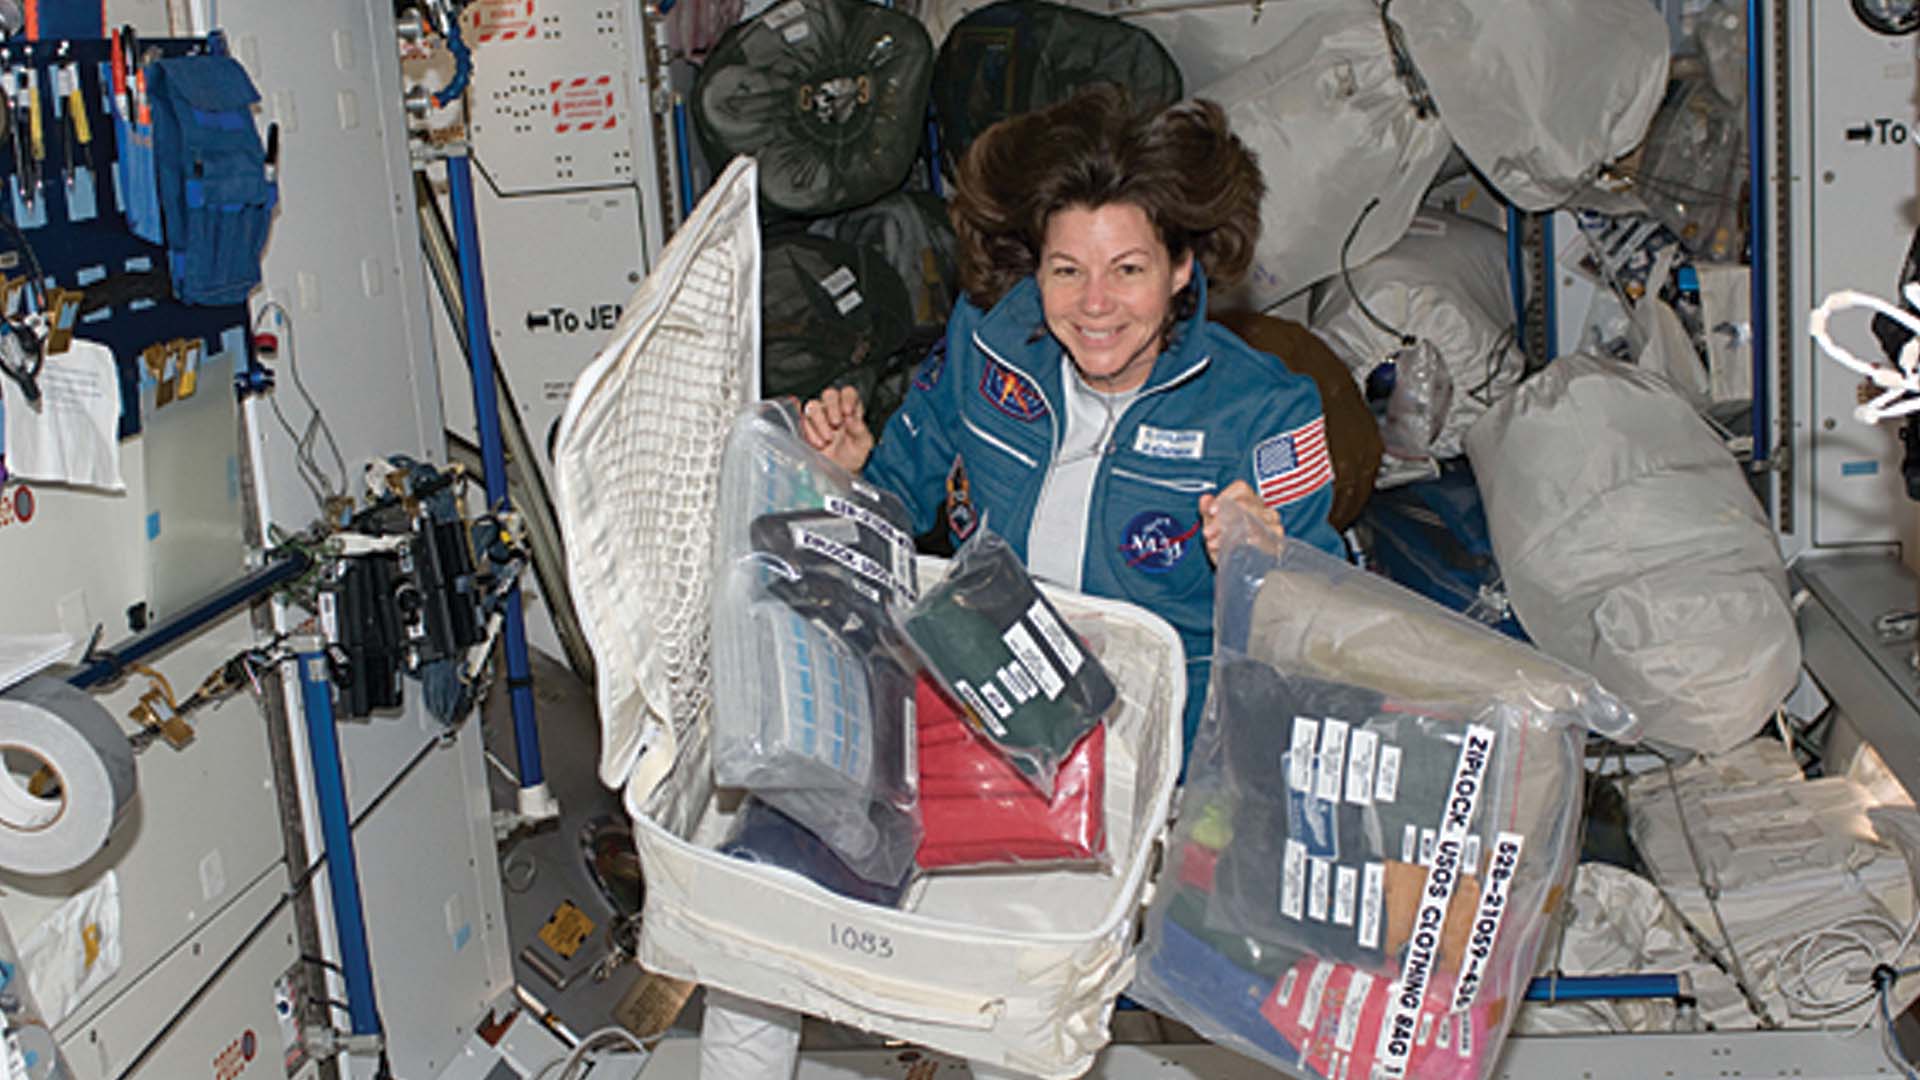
[1253,418,1333,509]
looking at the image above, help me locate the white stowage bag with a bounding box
[1309,211,1526,486]
[1464,355,1799,754]
[1195,0,1451,309]
[1390,0,1669,210]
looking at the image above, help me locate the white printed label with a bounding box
[979,680,1013,720]
[1334,865,1358,927]
[1416,1012,1434,1047]
[1299,961,1335,1032]
[833,288,863,315]
[1458,1012,1473,1058]
[1358,862,1385,949]
[998,663,1037,703]
[1024,600,1085,674]
[1346,729,1378,805]
[1335,971,1375,1052]
[953,680,1005,737]
[1132,424,1206,460]
[1376,724,1498,1077]
[1316,719,1350,802]
[1290,719,1319,791]
[819,265,856,295]
[1401,824,1418,863]
[902,695,917,797]
[1375,745,1403,803]
[1463,834,1483,876]
[319,591,339,641]
[1451,831,1527,1013]
[1309,858,1332,921]
[1002,622,1066,700]
[1281,839,1307,920]
[1277,968,1299,1008]
[1436,1013,1452,1049]
[1419,829,1437,866]
[823,495,913,561]
[795,526,900,594]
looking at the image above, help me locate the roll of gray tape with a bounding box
[0,677,137,876]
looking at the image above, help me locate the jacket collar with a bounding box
[974,265,1214,396]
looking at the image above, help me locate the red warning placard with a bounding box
[551,74,618,133]
[465,0,537,44]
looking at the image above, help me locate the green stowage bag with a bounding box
[903,527,1117,795]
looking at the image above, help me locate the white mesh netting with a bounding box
[552,157,761,821]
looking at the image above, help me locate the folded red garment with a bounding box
[915,673,1107,870]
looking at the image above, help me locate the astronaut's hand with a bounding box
[801,386,875,474]
[1199,480,1285,564]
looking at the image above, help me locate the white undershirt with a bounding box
[1027,355,1141,590]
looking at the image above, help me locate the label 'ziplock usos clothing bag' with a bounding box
[1130,519,1623,1080]
[711,399,921,887]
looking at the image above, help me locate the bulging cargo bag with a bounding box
[808,190,960,348]
[761,231,914,403]
[1309,212,1525,488]
[1130,516,1633,1080]
[930,0,1183,176]
[692,0,934,216]
[1193,0,1451,309]
[553,157,1190,1078]
[1464,354,1801,755]
[1388,0,1669,210]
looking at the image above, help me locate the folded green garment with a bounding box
[904,530,1117,781]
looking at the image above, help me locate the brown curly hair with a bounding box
[949,84,1264,317]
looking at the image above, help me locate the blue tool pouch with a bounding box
[145,50,275,305]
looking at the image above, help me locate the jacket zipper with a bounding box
[1110,467,1218,494]
[960,413,1038,469]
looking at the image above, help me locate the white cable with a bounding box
[1774,909,1920,1022]
[1808,284,1920,424]
[528,1025,650,1080]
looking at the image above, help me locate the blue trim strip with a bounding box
[672,98,695,221]
[925,109,943,199]
[1526,974,1685,1003]
[1748,0,1770,464]
[1506,206,1527,347]
[295,648,384,1036]
[68,550,313,689]
[446,153,545,789]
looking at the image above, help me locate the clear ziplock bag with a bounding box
[1131,512,1628,1080]
[902,527,1118,797]
[913,672,1109,871]
[710,399,921,886]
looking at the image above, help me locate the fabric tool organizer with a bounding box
[0,34,259,452]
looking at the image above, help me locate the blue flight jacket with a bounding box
[866,268,1343,750]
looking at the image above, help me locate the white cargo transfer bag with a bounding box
[1391,0,1669,210]
[1194,0,1451,310]
[553,158,1187,1078]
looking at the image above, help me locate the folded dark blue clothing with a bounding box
[1207,658,1476,967]
[1141,915,1299,1062]
[720,797,913,907]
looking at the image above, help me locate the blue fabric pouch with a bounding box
[145,50,275,305]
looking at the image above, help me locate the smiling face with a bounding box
[1038,202,1194,394]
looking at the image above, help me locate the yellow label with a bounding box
[538,900,595,959]
[82,922,101,969]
